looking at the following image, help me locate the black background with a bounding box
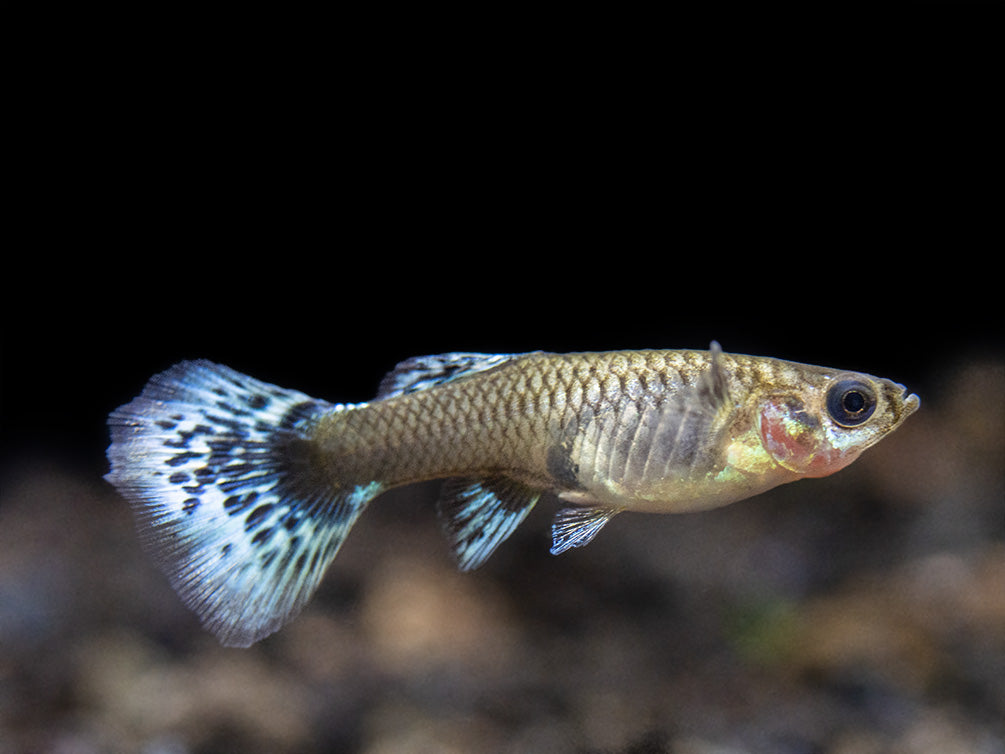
[2,29,1002,481]
[2,163,1000,476]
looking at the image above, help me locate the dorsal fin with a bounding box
[376,352,515,399]
[701,340,731,410]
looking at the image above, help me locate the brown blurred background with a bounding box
[3,280,1001,754]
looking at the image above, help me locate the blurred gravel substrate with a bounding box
[1,358,1001,754]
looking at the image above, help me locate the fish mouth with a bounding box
[884,380,919,425]
[900,386,921,420]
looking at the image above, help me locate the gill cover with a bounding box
[759,397,826,475]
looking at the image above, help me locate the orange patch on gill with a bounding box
[759,399,848,478]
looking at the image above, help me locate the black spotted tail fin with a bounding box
[106,360,383,647]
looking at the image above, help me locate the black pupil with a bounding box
[843,390,866,414]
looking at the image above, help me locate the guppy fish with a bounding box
[106,343,919,647]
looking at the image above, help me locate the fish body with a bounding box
[106,344,919,646]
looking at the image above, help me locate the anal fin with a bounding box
[438,476,540,571]
[551,505,619,555]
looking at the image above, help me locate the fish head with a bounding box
[757,370,920,479]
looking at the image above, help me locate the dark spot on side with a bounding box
[182,498,200,514]
[221,543,233,558]
[156,420,178,431]
[547,442,582,489]
[169,472,190,484]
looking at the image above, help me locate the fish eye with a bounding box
[826,379,877,427]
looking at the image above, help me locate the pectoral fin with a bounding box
[550,505,619,555]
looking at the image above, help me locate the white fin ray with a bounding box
[551,505,619,555]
